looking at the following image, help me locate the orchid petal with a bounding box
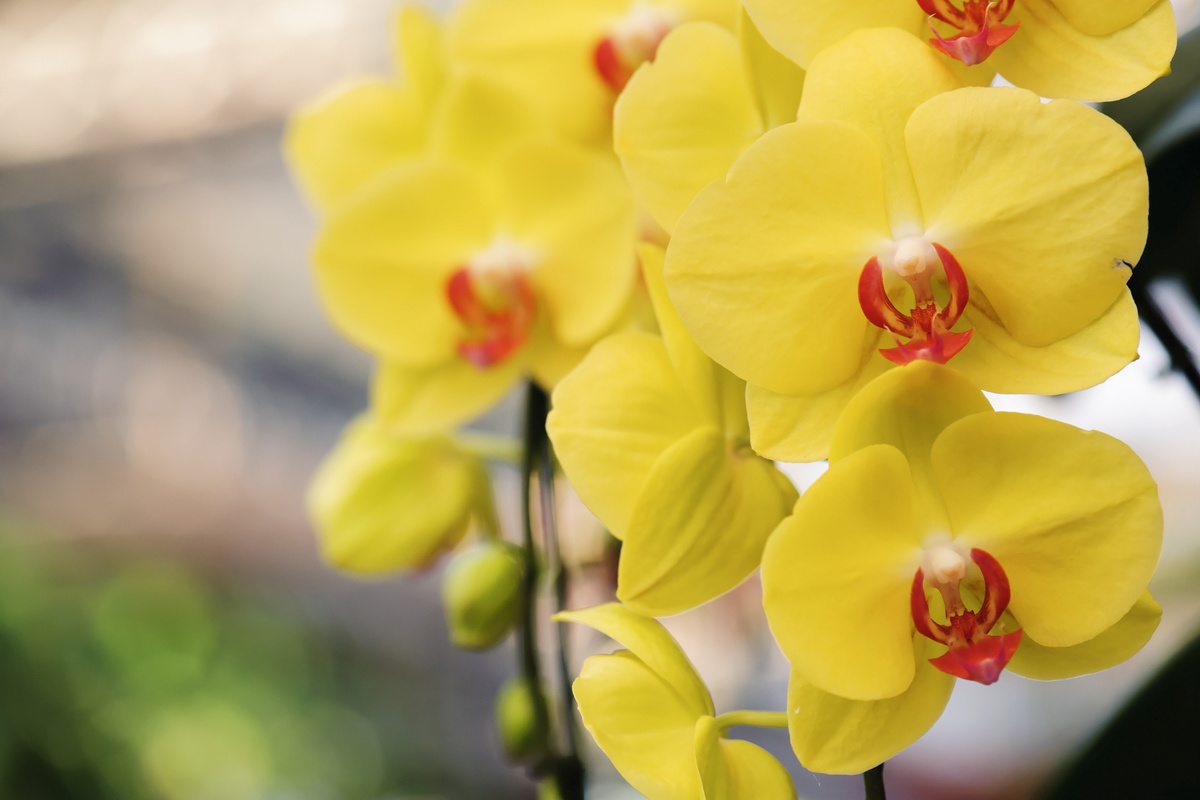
[933,412,1162,647]
[763,444,922,700]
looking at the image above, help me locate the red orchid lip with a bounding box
[857,242,974,366]
[911,547,1024,685]
[447,267,537,368]
[918,0,1020,66]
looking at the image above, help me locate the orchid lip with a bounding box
[446,239,539,369]
[911,546,1023,685]
[857,241,974,365]
[593,2,678,93]
[917,0,1020,65]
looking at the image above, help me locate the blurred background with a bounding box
[1,1,1200,798]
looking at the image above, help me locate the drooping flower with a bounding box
[742,0,1175,101]
[613,13,805,235]
[761,361,1162,773]
[560,603,796,799]
[286,5,447,214]
[449,0,740,148]
[312,72,638,434]
[307,415,489,574]
[664,28,1146,461]
[547,245,796,616]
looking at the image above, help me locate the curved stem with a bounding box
[453,430,523,464]
[521,383,585,800]
[714,710,789,732]
[519,383,553,776]
[864,764,886,800]
[1131,278,1200,403]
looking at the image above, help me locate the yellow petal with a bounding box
[762,444,922,700]
[695,716,797,800]
[665,120,891,396]
[314,160,494,365]
[741,0,925,68]
[932,412,1163,647]
[614,22,763,235]
[619,427,797,616]
[307,417,483,573]
[392,4,447,112]
[526,330,589,389]
[499,140,637,347]
[285,80,427,213]
[992,0,1175,101]
[640,243,724,425]
[954,290,1139,395]
[738,8,805,131]
[671,0,740,28]
[1048,0,1162,37]
[787,639,955,775]
[799,28,960,236]
[909,87,1146,347]
[573,651,705,800]
[430,72,549,173]
[829,361,992,533]
[746,351,891,463]
[372,357,524,436]
[1007,592,1162,680]
[449,0,623,147]
[558,602,714,716]
[547,332,702,538]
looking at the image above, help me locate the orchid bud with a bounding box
[442,541,524,651]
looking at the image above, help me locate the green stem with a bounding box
[714,710,789,732]
[864,764,886,800]
[453,430,523,464]
[518,384,553,778]
[520,383,585,800]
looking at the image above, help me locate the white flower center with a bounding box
[610,3,679,63]
[888,236,939,280]
[467,237,538,298]
[923,542,967,587]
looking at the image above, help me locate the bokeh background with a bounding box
[2,1,1200,798]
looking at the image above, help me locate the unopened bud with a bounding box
[442,541,524,651]
[495,677,547,761]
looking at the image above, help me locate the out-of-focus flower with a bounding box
[442,541,524,650]
[449,0,740,147]
[313,76,637,433]
[614,12,804,234]
[560,603,796,799]
[548,244,796,616]
[664,28,1146,461]
[307,415,488,574]
[761,361,1162,773]
[742,0,1175,101]
[285,6,447,213]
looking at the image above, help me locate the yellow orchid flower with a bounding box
[312,69,638,433]
[307,415,489,574]
[761,361,1162,773]
[664,28,1147,461]
[560,603,796,799]
[614,12,805,234]
[547,245,797,616]
[285,5,447,213]
[742,0,1175,101]
[449,0,740,148]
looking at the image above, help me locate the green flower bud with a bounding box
[494,677,547,762]
[442,541,524,651]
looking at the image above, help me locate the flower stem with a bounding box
[1130,278,1200,403]
[864,764,887,800]
[521,382,585,800]
[453,430,523,464]
[714,710,789,732]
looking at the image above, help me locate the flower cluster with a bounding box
[287,0,1173,794]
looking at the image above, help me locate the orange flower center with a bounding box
[594,3,679,93]
[911,545,1023,684]
[917,0,1020,65]
[446,239,538,369]
[857,238,974,365]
